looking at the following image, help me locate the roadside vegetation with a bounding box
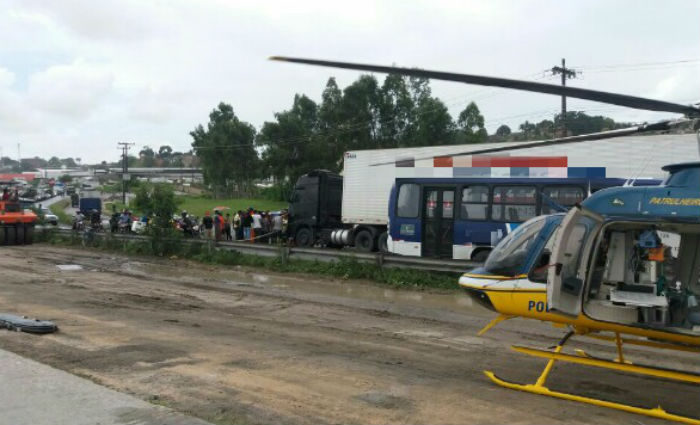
[37,229,460,290]
[49,199,72,225]
[178,195,286,216]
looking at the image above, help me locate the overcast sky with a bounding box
[1,0,698,163]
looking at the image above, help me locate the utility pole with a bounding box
[117,142,134,205]
[551,58,578,136]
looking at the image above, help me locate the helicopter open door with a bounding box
[547,206,604,317]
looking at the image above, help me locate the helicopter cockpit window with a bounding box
[663,167,700,187]
[484,216,546,276]
[492,186,536,222]
[530,227,559,283]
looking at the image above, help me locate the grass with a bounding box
[49,199,72,225]
[177,196,287,217]
[39,229,461,291]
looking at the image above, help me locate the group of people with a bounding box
[1,187,20,202]
[198,208,286,243]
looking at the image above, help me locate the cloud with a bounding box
[27,60,114,118]
[0,67,16,87]
[16,0,167,42]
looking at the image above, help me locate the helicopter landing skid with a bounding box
[484,331,700,425]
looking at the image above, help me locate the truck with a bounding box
[286,133,699,254]
[78,197,102,216]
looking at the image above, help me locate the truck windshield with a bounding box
[484,216,547,276]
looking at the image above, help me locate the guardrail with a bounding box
[43,227,479,274]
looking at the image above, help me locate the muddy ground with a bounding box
[0,245,697,424]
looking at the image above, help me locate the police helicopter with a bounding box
[271,56,700,424]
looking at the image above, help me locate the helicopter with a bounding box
[270,56,700,424]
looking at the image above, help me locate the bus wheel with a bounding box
[473,250,490,263]
[377,232,388,253]
[16,225,25,245]
[354,230,375,252]
[295,228,314,247]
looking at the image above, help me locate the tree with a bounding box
[257,94,319,185]
[495,124,511,137]
[316,78,345,170]
[378,74,414,147]
[455,102,487,144]
[133,183,180,229]
[413,96,454,146]
[61,158,77,168]
[139,146,156,167]
[191,102,259,198]
[519,121,536,139]
[158,145,173,166]
[48,156,62,168]
[58,174,73,184]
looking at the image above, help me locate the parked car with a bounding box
[40,208,58,226]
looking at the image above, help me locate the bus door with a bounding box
[422,187,455,258]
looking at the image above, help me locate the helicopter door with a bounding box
[422,188,455,258]
[547,206,603,317]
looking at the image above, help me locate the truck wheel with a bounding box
[472,250,490,263]
[6,226,16,245]
[16,225,25,245]
[24,225,34,245]
[378,232,388,253]
[295,228,314,247]
[354,230,375,252]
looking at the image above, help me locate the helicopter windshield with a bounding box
[484,216,547,277]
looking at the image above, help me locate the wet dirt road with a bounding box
[0,245,697,424]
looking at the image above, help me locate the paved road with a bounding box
[0,348,212,425]
[32,194,67,209]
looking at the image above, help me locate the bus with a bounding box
[387,176,660,261]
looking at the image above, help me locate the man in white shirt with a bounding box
[252,210,262,240]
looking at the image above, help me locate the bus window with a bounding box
[461,186,489,220]
[492,186,536,222]
[425,190,438,218]
[397,183,420,218]
[542,186,584,214]
[443,190,454,218]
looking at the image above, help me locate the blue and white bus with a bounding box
[387,176,660,261]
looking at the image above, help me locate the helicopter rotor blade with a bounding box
[270,56,700,118]
[368,121,673,167]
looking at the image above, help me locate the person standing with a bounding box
[272,212,283,244]
[202,211,214,240]
[213,210,222,241]
[233,210,241,241]
[224,213,232,240]
[252,209,262,242]
[242,209,252,241]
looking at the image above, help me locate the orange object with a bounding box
[648,246,665,262]
[0,201,38,245]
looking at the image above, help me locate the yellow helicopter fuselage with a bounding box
[459,272,700,347]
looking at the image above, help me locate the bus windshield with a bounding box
[483,216,547,276]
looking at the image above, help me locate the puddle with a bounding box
[57,264,83,271]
